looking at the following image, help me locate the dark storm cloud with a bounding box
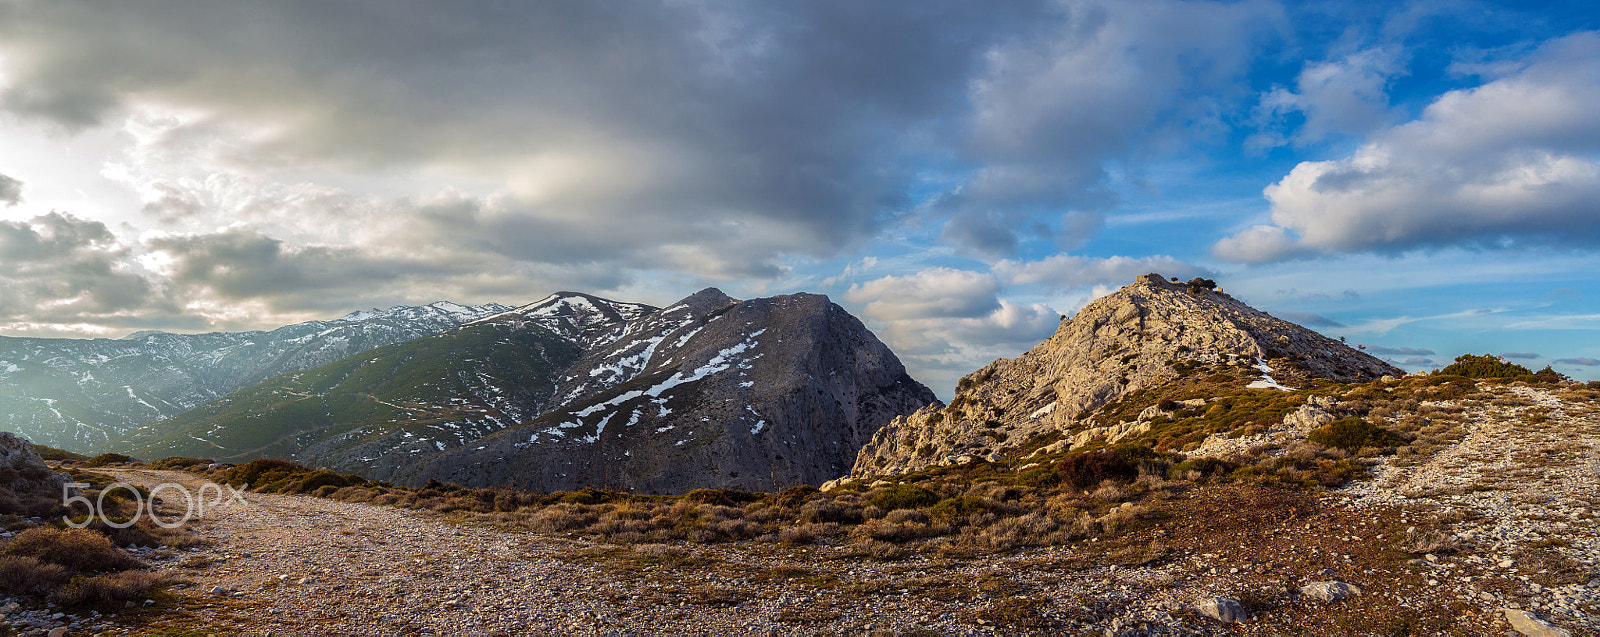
[0,0,1289,276]
[146,228,473,313]
[0,213,157,324]
[0,173,21,206]
[0,0,1040,274]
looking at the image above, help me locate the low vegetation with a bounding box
[0,466,204,609]
[64,367,1579,573]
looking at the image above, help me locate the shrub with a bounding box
[798,499,863,524]
[0,555,69,595]
[32,446,87,462]
[1306,417,1408,453]
[1437,354,1532,379]
[1,527,142,573]
[868,484,940,511]
[685,488,762,507]
[929,496,996,522]
[1056,450,1137,489]
[1167,457,1237,481]
[148,457,214,471]
[547,488,629,506]
[55,570,166,606]
[81,453,135,468]
[283,470,363,494]
[223,459,311,489]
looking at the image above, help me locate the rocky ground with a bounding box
[4,384,1596,635]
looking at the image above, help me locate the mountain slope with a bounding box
[409,290,936,493]
[113,289,936,493]
[0,302,510,450]
[850,273,1401,478]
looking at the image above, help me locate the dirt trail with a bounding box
[96,469,1002,635]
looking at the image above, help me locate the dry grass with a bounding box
[1,527,144,573]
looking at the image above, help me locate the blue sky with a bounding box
[1,0,1598,396]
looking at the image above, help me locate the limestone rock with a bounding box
[851,273,1400,479]
[1195,597,1247,623]
[1299,581,1362,602]
[0,431,72,516]
[1501,609,1573,637]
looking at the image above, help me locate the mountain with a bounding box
[0,301,510,451]
[114,289,936,493]
[850,273,1401,479]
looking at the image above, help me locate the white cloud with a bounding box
[937,0,1284,256]
[1247,46,1404,150]
[845,268,1000,321]
[1218,32,1600,262]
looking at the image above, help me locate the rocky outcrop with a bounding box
[0,432,70,516]
[851,273,1400,479]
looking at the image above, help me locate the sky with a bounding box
[2,0,1599,397]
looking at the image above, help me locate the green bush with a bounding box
[224,459,311,489]
[80,453,135,468]
[773,484,821,508]
[148,457,214,471]
[1167,457,1237,481]
[868,484,939,511]
[284,470,361,494]
[32,446,87,462]
[928,495,997,521]
[1056,450,1137,489]
[1438,354,1532,379]
[1306,417,1408,452]
[685,488,762,507]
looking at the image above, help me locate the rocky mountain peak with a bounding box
[850,273,1401,479]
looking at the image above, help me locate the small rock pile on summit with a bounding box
[851,273,1400,478]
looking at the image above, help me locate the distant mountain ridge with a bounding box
[0,301,511,450]
[115,289,937,493]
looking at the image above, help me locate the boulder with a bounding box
[1500,609,1572,637]
[1195,597,1247,623]
[1299,581,1361,602]
[0,432,72,516]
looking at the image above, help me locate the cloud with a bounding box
[1247,46,1405,150]
[0,1,1050,278]
[0,172,20,206]
[1217,32,1600,262]
[1554,357,1600,366]
[1366,346,1435,356]
[992,254,1205,291]
[1272,311,1342,328]
[1402,357,1434,365]
[868,299,1061,397]
[935,0,1284,256]
[1499,351,1540,359]
[845,268,1000,321]
[0,213,161,331]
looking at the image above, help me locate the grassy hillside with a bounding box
[109,322,582,463]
